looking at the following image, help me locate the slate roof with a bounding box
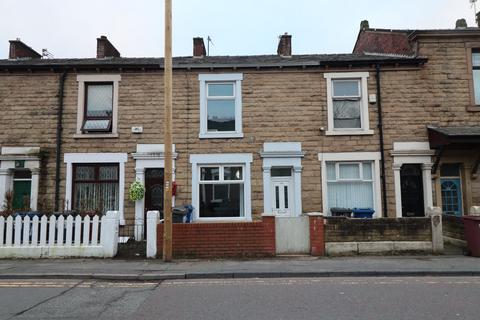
[0,53,427,71]
[428,126,480,149]
[428,126,480,137]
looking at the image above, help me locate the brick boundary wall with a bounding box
[324,217,432,242]
[309,215,325,256]
[157,216,276,258]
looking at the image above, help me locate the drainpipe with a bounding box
[376,64,388,217]
[54,71,67,212]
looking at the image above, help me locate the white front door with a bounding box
[271,178,293,216]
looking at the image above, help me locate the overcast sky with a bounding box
[0,0,477,59]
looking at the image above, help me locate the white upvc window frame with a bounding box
[319,152,382,218]
[64,153,127,225]
[328,162,374,183]
[324,72,373,136]
[198,73,244,139]
[199,165,244,184]
[199,164,245,205]
[75,74,121,139]
[190,153,252,222]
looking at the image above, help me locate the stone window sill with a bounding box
[73,133,119,139]
[199,132,244,139]
[325,129,374,136]
[467,106,480,112]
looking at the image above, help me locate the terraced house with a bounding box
[1,20,479,240]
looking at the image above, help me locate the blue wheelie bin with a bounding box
[352,208,375,219]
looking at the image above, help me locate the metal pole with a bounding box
[163,0,173,262]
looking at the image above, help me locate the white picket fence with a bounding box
[0,211,120,258]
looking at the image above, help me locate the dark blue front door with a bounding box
[441,178,462,216]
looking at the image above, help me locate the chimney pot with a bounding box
[456,18,467,29]
[360,20,370,30]
[96,35,120,59]
[277,33,292,57]
[8,39,41,59]
[193,37,206,58]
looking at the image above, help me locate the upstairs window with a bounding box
[207,83,236,132]
[332,79,362,129]
[75,74,120,138]
[324,72,373,136]
[199,74,243,139]
[472,51,480,105]
[82,83,113,133]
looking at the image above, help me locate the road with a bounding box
[0,277,479,320]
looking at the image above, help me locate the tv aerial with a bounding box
[207,36,214,56]
[471,0,478,21]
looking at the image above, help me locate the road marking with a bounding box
[1,278,479,289]
[162,277,480,287]
[0,280,159,289]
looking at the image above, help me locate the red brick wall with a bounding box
[309,215,325,256]
[157,216,275,258]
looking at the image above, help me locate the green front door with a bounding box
[12,180,31,210]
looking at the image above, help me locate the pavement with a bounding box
[1,255,480,281]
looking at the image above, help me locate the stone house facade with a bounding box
[0,21,479,239]
[354,24,480,218]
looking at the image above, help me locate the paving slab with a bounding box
[0,255,479,280]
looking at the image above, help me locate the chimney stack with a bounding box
[456,18,467,29]
[277,33,292,57]
[360,20,370,30]
[193,37,206,58]
[8,39,41,59]
[96,36,120,59]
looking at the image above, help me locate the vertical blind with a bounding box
[326,162,374,212]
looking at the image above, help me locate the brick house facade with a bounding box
[1,23,479,239]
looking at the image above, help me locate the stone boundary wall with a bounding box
[442,214,467,249]
[324,216,435,256]
[325,217,432,242]
[442,215,465,241]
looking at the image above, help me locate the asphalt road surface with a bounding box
[0,277,479,320]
